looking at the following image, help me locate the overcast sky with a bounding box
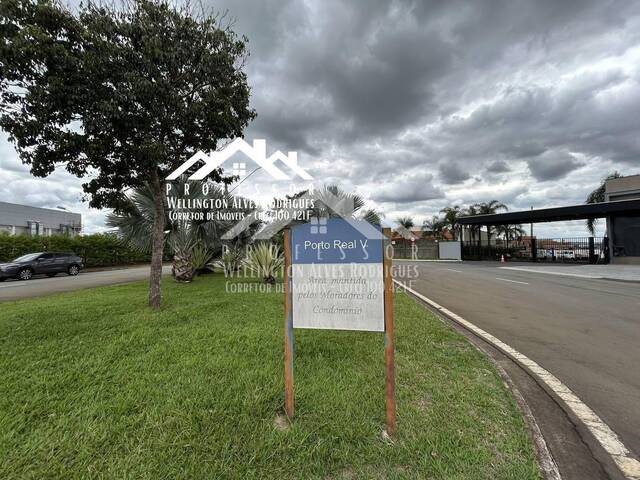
[2,0,640,236]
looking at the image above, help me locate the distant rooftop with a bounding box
[0,200,80,216]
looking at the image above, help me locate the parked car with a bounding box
[556,250,575,260]
[539,248,577,261]
[0,252,84,281]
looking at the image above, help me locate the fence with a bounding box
[462,236,608,263]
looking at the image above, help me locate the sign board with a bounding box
[283,219,395,435]
[290,218,385,331]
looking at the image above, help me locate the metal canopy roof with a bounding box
[458,199,640,226]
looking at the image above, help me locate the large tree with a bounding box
[0,0,256,308]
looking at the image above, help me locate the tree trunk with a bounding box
[149,169,166,309]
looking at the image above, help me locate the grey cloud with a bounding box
[526,151,584,181]
[372,173,443,204]
[322,27,451,134]
[486,160,511,174]
[439,162,470,184]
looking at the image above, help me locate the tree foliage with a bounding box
[495,224,526,241]
[438,205,462,238]
[422,216,446,235]
[1,0,254,207]
[396,216,415,230]
[423,201,509,241]
[585,171,623,235]
[472,200,508,241]
[278,185,383,226]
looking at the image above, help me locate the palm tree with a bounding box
[396,216,415,230]
[423,215,446,238]
[107,178,257,282]
[474,200,508,215]
[439,205,462,239]
[496,224,526,241]
[396,216,415,238]
[360,208,383,226]
[463,204,481,243]
[585,172,623,235]
[170,220,198,281]
[473,200,508,243]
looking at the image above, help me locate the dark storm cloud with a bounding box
[311,26,451,134]
[486,160,511,174]
[526,151,585,181]
[200,0,640,173]
[372,173,443,204]
[439,162,470,184]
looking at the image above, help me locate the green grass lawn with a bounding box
[0,274,539,479]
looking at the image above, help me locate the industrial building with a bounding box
[0,201,82,237]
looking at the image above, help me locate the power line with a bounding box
[228,166,262,194]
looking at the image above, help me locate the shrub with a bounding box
[216,245,244,276]
[0,232,154,268]
[243,242,283,284]
[191,245,212,275]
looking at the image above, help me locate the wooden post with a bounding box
[382,227,396,436]
[283,229,294,418]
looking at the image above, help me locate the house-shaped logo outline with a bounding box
[166,138,313,181]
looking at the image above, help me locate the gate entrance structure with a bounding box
[458,197,640,265]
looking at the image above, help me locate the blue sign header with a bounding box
[290,218,383,264]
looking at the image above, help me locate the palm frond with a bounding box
[360,208,383,226]
[584,171,623,235]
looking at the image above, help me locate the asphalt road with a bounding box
[0,265,172,302]
[394,261,640,459]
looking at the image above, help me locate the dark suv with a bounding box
[0,252,84,281]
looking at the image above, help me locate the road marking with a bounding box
[393,258,461,263]
[394,279,640,480]
[495,277,529,285]
[445,268,463,273]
